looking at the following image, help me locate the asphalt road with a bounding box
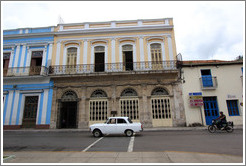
[3,130,243,156]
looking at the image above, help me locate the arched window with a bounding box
[151,43,162,63]
[61,90,78,102]
[91,90,107,98]
[151,87,169,96]
[67,47,77,65]
[121,88,138,97]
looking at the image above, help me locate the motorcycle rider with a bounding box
[215,112,227,129]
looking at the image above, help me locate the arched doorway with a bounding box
[120,88,139,121]
[151,87,172,127]
[89,90,108,126]
[60,90,78,128]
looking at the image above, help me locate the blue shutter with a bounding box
[202,75,213,87]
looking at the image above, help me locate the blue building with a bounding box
[3,26,55,129]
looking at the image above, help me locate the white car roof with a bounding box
[107,117,129,119]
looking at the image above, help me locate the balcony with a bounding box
[3,66,49,77]
[49,61,177,76]
[199,76,217,90]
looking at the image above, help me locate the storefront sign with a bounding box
[189,92,203,107]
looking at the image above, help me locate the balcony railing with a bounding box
[3,66,49,77]
[49,61,177,75]
[199,76,217,90]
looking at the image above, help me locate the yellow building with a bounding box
[49,18,186,129]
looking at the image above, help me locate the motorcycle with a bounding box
[208,119,234,133]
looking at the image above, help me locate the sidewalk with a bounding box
[3,151,243,163]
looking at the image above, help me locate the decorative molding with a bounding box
[119,37,136,43]
[56,33,171,43]
[146,36,165,42]
[90,39,108,45]
[64,40,81,46]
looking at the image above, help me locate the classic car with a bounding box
[89,117,143,137]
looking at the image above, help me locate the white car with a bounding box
[89,117,143,137]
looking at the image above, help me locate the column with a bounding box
[83,39,89,72]
[47,43,53,67]
[111,38,116,72]
[55,41,61,65]
[167,35,174,60]
[20,44,26,68]
[139,36,145,70]
[78,87,87,128]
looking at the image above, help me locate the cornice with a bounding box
[55,25,173,36]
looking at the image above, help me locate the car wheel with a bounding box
[125,130,133,137]
[93,129,102,137]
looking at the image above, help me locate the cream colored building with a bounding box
[48,18,186,129]
[181,60,243,126]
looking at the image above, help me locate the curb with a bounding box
[3,126,243,133]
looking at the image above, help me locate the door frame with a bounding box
[203,96,219,125]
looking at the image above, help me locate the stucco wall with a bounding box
[182,64,243,126]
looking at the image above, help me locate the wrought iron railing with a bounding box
[49,61,177,75]
[3,66,49,77]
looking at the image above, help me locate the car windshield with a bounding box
[128,118,133,123]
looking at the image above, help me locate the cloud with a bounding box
[2,1,244,61]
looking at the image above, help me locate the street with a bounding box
[3,129,243,156]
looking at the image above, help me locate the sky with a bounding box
[1,1,245,60]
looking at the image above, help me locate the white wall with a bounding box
[182,64,243,126]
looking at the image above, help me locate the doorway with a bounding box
[30,51,43,75]
[60,102,77,128]
[203,97,219,125]
[123,51,133,71]
[22,96,39,128]
[95,52,105,72]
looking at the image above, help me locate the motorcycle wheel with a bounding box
[208,125,216,133]
[226,126,234,133]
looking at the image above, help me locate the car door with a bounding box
[104,118,118,134]
[116,118,128,134]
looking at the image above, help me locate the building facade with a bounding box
[49,18,186,129]
[3,27,55,129]
[181,60,243,126]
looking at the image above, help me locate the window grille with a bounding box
[91,90,107,98]
[151,88,169,96]
[122,45,133,51]
[23,96,39,119]
[121,88,138,97]
[3,53,10,59]
[94,46,105,52]
[89,100,108,121]
[151,97,171,119]
[61,90,78,102]
[227,100,240,116]
[120,98,139,120]
[32,51,43,57]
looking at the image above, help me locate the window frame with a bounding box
[226,100,240,116]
